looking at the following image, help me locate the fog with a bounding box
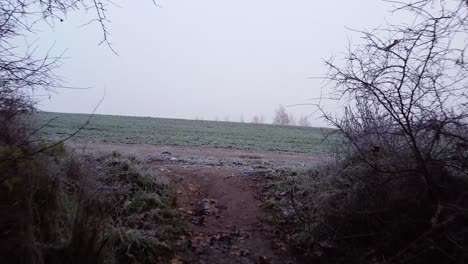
[36,0,392,126]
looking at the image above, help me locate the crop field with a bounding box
[34,112,334,153]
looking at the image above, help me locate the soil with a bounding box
[66,142,326,263]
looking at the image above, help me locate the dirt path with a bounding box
[66,142,324,263]
[156,162,293,264]
[66,141,326,165]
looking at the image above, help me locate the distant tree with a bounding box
[240,114,245,123]
[298,115,311,127]
[252,116,259,124]
[251,115,264,124]
[288,113,296,126]
[259,115,265,124]
[273,105,292,125]
[224,115,230,122]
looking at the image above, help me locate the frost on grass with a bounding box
[99,152,183,263]
[264,154,468,263]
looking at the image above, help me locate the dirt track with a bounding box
[67,142,326,263]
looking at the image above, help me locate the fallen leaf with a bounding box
[171,196,178,206]
[170,256,182,264]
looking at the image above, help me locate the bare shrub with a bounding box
[271,0,468,263]
[322,0,468,204]
[270,149,468,262]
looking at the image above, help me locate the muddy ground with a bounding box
[67,142,326,264]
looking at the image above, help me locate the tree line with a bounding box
[201,105,313,127]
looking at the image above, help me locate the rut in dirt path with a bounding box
[156,162,294,264]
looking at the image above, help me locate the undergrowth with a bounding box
[264,155,468,264]
[0,142,183,264]
[99,152,183,263]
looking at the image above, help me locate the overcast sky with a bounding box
[36,0,393,126]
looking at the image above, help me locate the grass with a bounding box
[1,139,182,263]
[100,153,183,263]
[34,112,334,153]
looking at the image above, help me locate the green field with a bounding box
[34,112,334,153]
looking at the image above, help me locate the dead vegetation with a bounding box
[2,0,468,263]
[264,151,468,263]
[0,113,183,263]
[99,152,184,263]
[264,1,468,263]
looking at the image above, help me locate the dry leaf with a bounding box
[170,256,182,264]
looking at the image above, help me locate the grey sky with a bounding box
[37,0,392,126]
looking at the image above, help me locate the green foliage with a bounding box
[34,112,335,153]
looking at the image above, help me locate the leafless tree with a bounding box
[273,105,293,125]
[315,0,468,261]
[0,1,155,262]
[324,0,468,198]
[1,0,120,103]
[251,115,260,124]
[0,0,136,147]
[288,113,296,126]
[251,115,265,124]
